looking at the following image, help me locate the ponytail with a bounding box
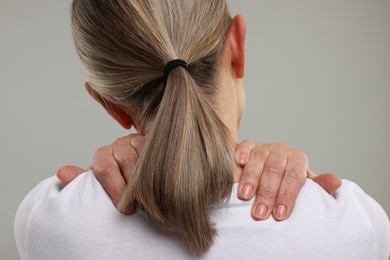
[119,66,234,254]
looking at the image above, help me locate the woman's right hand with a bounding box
[57,134,145,214]
[57,135,341,217]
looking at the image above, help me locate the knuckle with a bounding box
[238,140,255,151]
[276,191,295,205]
[270,143,287,152]
[251,146,269,161]
[264,160,284,176]
[94,145,111,157]
[116,151,138,166]
[284,167,305,181]
[97,165,119,179]
[257,188,277,201]
[241,140,253,146]
[113,136,128,146]
[242,167,261,179]
[124,153,138,166]
[130,135,145,149]
[291,150,308,161]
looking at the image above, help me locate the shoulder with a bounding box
[208,179,390,259]
[14,171,114,259]
[15,171,113,220]
[14,175,60,259]
[299,179,389,225]
[301,179,390,258]
[336,180,390,258]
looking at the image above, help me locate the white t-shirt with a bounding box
[15,171,390,260]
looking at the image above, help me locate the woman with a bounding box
[15,0,389,259]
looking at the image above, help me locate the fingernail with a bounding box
[237,153,247,165]
[275,205,287,219]
[254,204,267,219]
[242,184,253,199]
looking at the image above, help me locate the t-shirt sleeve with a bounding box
[340,180,390,259]
[371,200,390,259]
[14,177,58,259]
[364,187,390,259]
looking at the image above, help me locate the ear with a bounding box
[85,82,133,129]
[228,15,247,78]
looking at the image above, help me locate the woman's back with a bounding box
[15,171,390,259]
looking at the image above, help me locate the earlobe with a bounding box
[229,15,246,78]
[85,82,133,129]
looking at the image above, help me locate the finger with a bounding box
[92,145,134,214]
[237,143,270,200]
[251,144,288,220]
[313,173,342,194]
[56,166,86,185]
[235,140,256,166]
[112,135,143,181]
[129,134,145,155]
[272,150,308,221]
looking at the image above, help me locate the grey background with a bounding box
[1,1,389,259]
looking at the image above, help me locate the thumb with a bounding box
[312,173,342,194]
[56,165,86,185]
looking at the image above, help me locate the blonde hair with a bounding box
[72,0,234,255]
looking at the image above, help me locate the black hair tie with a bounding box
[163,59,188,80]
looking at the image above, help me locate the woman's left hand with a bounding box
[234,141,340,221]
